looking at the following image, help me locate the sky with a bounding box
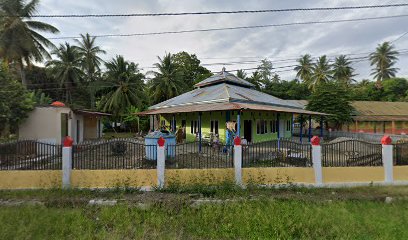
[37,0,408,81]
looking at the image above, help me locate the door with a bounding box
[76,120,80,143]
[244,120,252,142]
[279,119,285,138]
[61,113,69,143]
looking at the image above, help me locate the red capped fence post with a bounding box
[311,136,323,185]
[157,137,166,189]
[62,136,73,189]
[381,135,393,183]
[233,136,242,186]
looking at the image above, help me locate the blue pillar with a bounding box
[320,116,324,138]
[198,112,202,153]
[237,110,241,137]
[172,114,176,133]
[299,114,303,143]
[276,113,280,139]
[308,115,312,142]
[291,113,294,139]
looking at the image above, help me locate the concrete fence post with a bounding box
[233,136,242,186]
[62,136,73,189]
[311,136,323,185]
[381,135,394,183]
[157,137,166,189]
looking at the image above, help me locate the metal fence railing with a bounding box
[242,139,312,168]
[394,142,408,166]
[166,142,233,169]
[72,139,156,169]
[322,139,382,167]
[294,128,408,143]
[2,137,408,171]
[0,140,62,170]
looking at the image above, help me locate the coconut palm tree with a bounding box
[369,42,399,88]
[294,54,314,87]
[333,55,355,86]
[74,33,106,108]
[74,33,105,82]
[99,55,145,116]
[247,71,262,90]
[271,73,280,83]
[149,53,185,104]
[236,69,247,79]
[310,55,332,90]
[0,0,59,85]
[46,43,83,103]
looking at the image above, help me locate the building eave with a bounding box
[138,102,328,116]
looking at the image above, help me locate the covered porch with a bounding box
[139,102,327,147]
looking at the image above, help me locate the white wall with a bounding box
[70,114,84,144]
[19,107,72,144]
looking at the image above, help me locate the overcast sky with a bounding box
[37,0,408,81]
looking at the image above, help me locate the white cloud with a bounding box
[37,0,408,80]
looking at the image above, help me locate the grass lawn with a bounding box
[1,186,408,239]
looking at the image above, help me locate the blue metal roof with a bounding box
[194,69,255,88]
[150,82,302,110]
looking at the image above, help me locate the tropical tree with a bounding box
[46,43,83,103]
[0,0,59,85]
[333,55,355,86]
[74,33,106,108]
[25,66,61,100]
[172,51,211,88]
[99,55,145,116]
[0,66,34,137]
[294,54,314,87]
[257,58,273,86]
[264,79,311,100]
[310,55,332,90]
[247,71,262,90]
[30,90,52,105]
[369,41,399,88]
[122,106,141,133]
[149,53,185,104]
[306,82,353,130]
[236,69,247,79]
[74,33,105,82]
[271,73,280,83]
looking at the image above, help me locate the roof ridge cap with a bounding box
[223,84,231,100]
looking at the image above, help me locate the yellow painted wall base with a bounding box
[0,166,402,190]
[394,166,408,181]
[323,167,384,183]
[242,168,315,184]
[166,169,234,185]
[71,170,157,188]
[0,170,61,189]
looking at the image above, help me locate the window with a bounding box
[256,120,267,134]
[286,120,292,131]
[210,120,219,134]
[191,120,198,134]
[270,120,277,133]
[161,120,166,127]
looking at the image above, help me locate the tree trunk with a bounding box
[375,79,383,89]
[18,59,27,86]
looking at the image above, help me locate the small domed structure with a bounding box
[51,101,65,107]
